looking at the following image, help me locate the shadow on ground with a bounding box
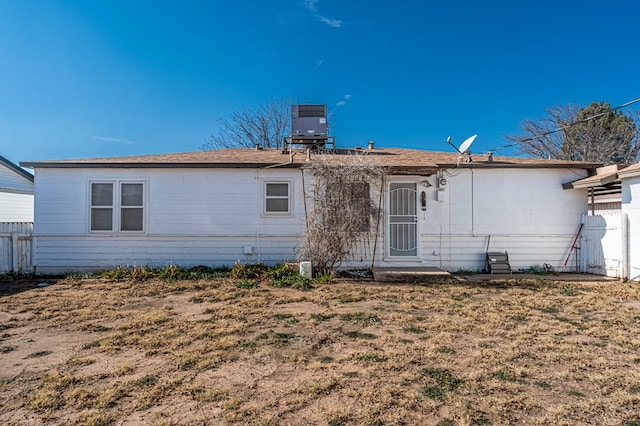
[0,275,59,297]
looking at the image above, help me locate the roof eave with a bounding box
[1,155,34,182]
[437,162,598,170]
[618,169,640,179]
[564,173,620,190]
[19,162,304,169]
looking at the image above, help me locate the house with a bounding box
[0,155,34,222]
[619,163,640,281]
[562,162,640,281]
[21,147,598,275]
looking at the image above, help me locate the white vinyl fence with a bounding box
[581,213,627,279]
[0,222,33,273]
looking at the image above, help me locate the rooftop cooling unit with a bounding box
[291,104,328,139]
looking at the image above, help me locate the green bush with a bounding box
[291,274,313,291]
[314,271,333,283]
[236,279,259,289]
[230,263,268,280]
[100,266,129,280]
[157,264,187,280]
[92,264,230,282]
[268,264,313,291]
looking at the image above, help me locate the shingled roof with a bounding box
[21,147,600,175]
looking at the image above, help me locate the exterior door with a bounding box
[388,182,418,257]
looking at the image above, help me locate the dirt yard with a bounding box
[1,274,640,425]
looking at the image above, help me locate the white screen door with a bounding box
[388,182,417,257]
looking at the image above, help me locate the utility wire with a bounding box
[489,96,640,153]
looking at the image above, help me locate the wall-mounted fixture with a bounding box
[421,191,427,210]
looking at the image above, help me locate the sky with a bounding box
[1,0,639,165]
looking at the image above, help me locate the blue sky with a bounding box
[1,0,639,164]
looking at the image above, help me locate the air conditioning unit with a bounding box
[291,105,328,138]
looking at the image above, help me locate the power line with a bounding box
[491,96,640,153]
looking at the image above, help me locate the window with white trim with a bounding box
[120,183,144,231]
[90,183,114,231]
[265,182,290,214]
[90,182,145,232]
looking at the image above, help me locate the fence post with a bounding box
[12,232,18,272]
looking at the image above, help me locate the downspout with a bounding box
[301,168,308,229]
[255,169,261,262]
[471,168,475,235]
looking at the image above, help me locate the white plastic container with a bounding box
[299,261,313,278]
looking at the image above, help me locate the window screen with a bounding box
[120,183,143,231]
[265,183,290,213]
[91,183,113,231]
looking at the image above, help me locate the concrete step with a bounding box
[373,267,451,283]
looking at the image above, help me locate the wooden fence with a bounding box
[0,222,33,273]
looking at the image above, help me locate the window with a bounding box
[326,181,371,231]
[90,182,145,232]
[90,183,113,231]
[120,183,144,231]
[350,182,371,232]
[265,182,290,214]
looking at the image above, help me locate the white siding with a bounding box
[0,162,33,192]
[32,165,591,274]
[375,168,588,272]
[33,235,299,273]
[0,192,34,222]
[622,175,640,281]
[33,168,306,273]
[0,162,33,222]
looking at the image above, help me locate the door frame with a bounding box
[386,179,420,260]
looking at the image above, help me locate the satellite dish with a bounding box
[458,134,477,154]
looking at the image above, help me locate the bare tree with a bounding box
[298,152,387,272]
[507,102,640,165]
[202,98,291,150]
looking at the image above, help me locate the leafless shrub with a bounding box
[298,152,387,272]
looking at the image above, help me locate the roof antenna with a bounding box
[458,134,477,155]
[447,134,478,162]
[446,136,458,153]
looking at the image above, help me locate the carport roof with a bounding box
[618,163,640,179]
[564,162,640,189]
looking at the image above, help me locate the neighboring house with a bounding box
[619,164,640,281]
[21,148,597,275]
[0,155,34,222]
[563,164,622,214]
[563,163,640,280]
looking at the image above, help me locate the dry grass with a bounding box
[1,275,640,425]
